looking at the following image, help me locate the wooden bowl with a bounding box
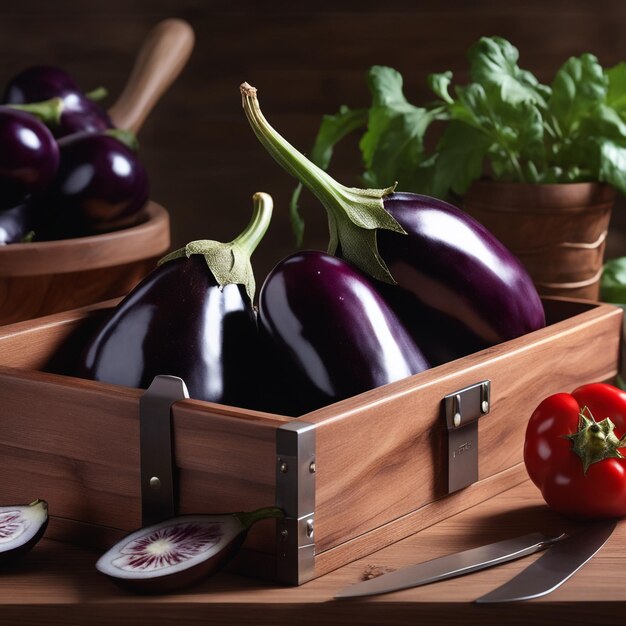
[0,19,194,324]
[0,201,169,324]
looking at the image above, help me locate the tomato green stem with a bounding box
[566,406,625,474]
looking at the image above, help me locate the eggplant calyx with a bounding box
[85,86,108,103]
[105,128,139,152]
[7,97,64,126]
[566,406,626,474]
[233,506,284,530]
[158,191,273,303]
[240,82,404,285]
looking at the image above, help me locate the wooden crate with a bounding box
[0,297,621,584]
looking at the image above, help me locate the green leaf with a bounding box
[360,66,442,190]
[598,139,626,194]
[428,71,454,104]
[606,62,626,115]
[447,83,545,183]
[580,103,626,144]
[601,257,626,304]
[468,36,547,106]
[431,122,491,197]
[289,105,367,246]
[548,54,607,136]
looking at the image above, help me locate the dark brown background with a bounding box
[3,0,626,281]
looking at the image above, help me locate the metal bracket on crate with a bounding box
[442,380,491,494]
[139,375,189,526]
[275,420,316,586]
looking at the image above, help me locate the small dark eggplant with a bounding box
[3,65,112,137]
[259,250,429,413]
[240,83,545,359]
[47,132,149,234]
[96,506,283,594]
[0,200,35,245]
[0,107,59,209]
[76,193,272,408]
[0,499,49,566]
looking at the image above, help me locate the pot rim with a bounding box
[463,179,616,213]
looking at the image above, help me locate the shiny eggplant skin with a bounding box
[0,200,34,245]
[377,193,546,352]
[0,107,59,209]
[76,255,259,407]
[3,65,112,137]
[258,250,429,413]
[48,132,148,234]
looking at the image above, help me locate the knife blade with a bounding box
[334,531,564,599]
[475,519,617,604]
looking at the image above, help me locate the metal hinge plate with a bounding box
[275,420,316,585]
[442,380,491,494]
[139,375,189,526]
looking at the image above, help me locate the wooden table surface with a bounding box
[2,479,624,626]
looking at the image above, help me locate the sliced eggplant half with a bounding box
[96,506,283,594]
[0,499,49,565]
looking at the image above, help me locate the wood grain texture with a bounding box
[0,480,624,626]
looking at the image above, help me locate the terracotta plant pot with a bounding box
[0,202,169,325]
[462,181,616,300]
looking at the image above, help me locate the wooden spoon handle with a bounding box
[108,18,195,133]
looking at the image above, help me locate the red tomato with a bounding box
[524,383,626,519]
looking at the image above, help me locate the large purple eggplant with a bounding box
[240,83,545,361]
[3,65,112,137]
[375,192,546,361]
[0,107,59,210]
[259,250,429,414]
[76,193,272,408]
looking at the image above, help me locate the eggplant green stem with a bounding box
[240,82,404,284]
[235,506,284,530]
[8,97,64,126]
[85,86,108,102]
[158,192,273,303]
[566,406,626,474]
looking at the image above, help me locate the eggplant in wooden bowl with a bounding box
[0,19,194,325]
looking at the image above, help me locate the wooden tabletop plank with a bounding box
[1,479,625,625]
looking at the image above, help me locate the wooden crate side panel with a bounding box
[307,304,622,554]
[313,463,528,578]
[173,403,287,554]
[0,369,285,551]
[0,301,114,371]
[0,369,143,532]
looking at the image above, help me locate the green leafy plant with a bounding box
[291,36,626,244]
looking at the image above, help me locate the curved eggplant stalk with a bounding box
[108,18,195,133]
[241,82,546,352]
